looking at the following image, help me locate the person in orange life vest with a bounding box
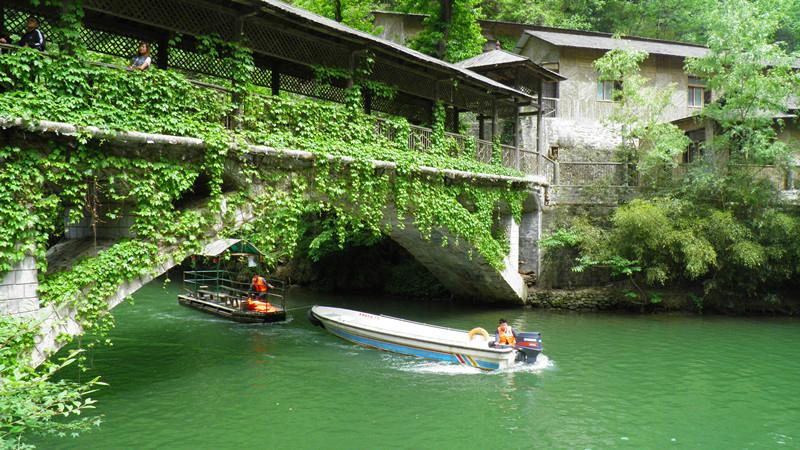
[495,319,516,346]
[250,274,274,299]
[248,274,275,312]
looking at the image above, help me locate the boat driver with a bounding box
[495,319,517,346]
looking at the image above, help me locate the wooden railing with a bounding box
[370,117,567,184]
[541,97,559,118]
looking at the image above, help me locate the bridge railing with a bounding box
[371,116,561,178]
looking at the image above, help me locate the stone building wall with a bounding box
[0,254,39,315]
[521,116,622,162]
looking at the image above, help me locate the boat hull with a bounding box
[311,306,517,370]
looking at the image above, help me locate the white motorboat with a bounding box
[309,306,543,370]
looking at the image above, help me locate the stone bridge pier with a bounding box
[384,187,545,303]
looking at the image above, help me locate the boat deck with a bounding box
[178,294,286,323]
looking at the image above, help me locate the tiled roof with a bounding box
[522,29,709,58]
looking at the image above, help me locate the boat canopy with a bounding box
[199,239,264,257]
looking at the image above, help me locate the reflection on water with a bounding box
[36,280,800,449]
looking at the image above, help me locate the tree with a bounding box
[480,0,599,30]
[685,0,800,165]
[289,0,376,32]
[1,316,105,448]
[396,0,485,62]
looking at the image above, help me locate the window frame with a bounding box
[687,76,707,108]
[597,79,622,102]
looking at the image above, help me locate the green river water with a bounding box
[36,280,800,449]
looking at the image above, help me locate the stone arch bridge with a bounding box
[0,119,548,365]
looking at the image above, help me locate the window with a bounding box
[597,80,622,101]
[682,129,705,163]
[688,76,709,107]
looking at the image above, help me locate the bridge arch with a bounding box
[1,122,546,366]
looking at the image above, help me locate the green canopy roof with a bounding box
[200,239,264,257]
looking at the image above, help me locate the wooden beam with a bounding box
[536,79,544,154]
[271,70,280,96]
[363,88,372,115]
[491,99,498,141]
[156,32,169,69]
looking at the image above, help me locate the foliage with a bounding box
[544,172,800,303]
[399,0,485,62]
[289,0,377,32]
[0,316,103,448]
[480,0,595,30]
[0,6,532,448]
[0,28,526,371]
[685,0,800,166]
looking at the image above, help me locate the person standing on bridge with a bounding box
[18,16,45,51]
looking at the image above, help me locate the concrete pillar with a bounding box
[518,210,542,277]
[502,214,520,272]
[0,252,40,315]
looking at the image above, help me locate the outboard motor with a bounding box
[514,331,543,363]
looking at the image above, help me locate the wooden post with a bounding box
[363,88,372,115]
[231,16,246,130]
[347,51,356,89]
[452,107,459,133]
[432,81,440,125]
[271,69,280,96]
[479,115,485,140]
[513,104,520,169]
[536,79,544,155]
[156,33,169,69]
[491,99,498,141]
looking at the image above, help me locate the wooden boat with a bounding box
[177,239,287,323]
[309,306,543,370]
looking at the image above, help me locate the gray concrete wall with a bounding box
[521,116,622,162]
[374,12,425,45]
[65,205,135,240]
[0,253,39,315]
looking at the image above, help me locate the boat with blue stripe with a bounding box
[309,306,543,370]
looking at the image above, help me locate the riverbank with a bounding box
[527,285,800,316]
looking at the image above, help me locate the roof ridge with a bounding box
[524,25,708,49]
